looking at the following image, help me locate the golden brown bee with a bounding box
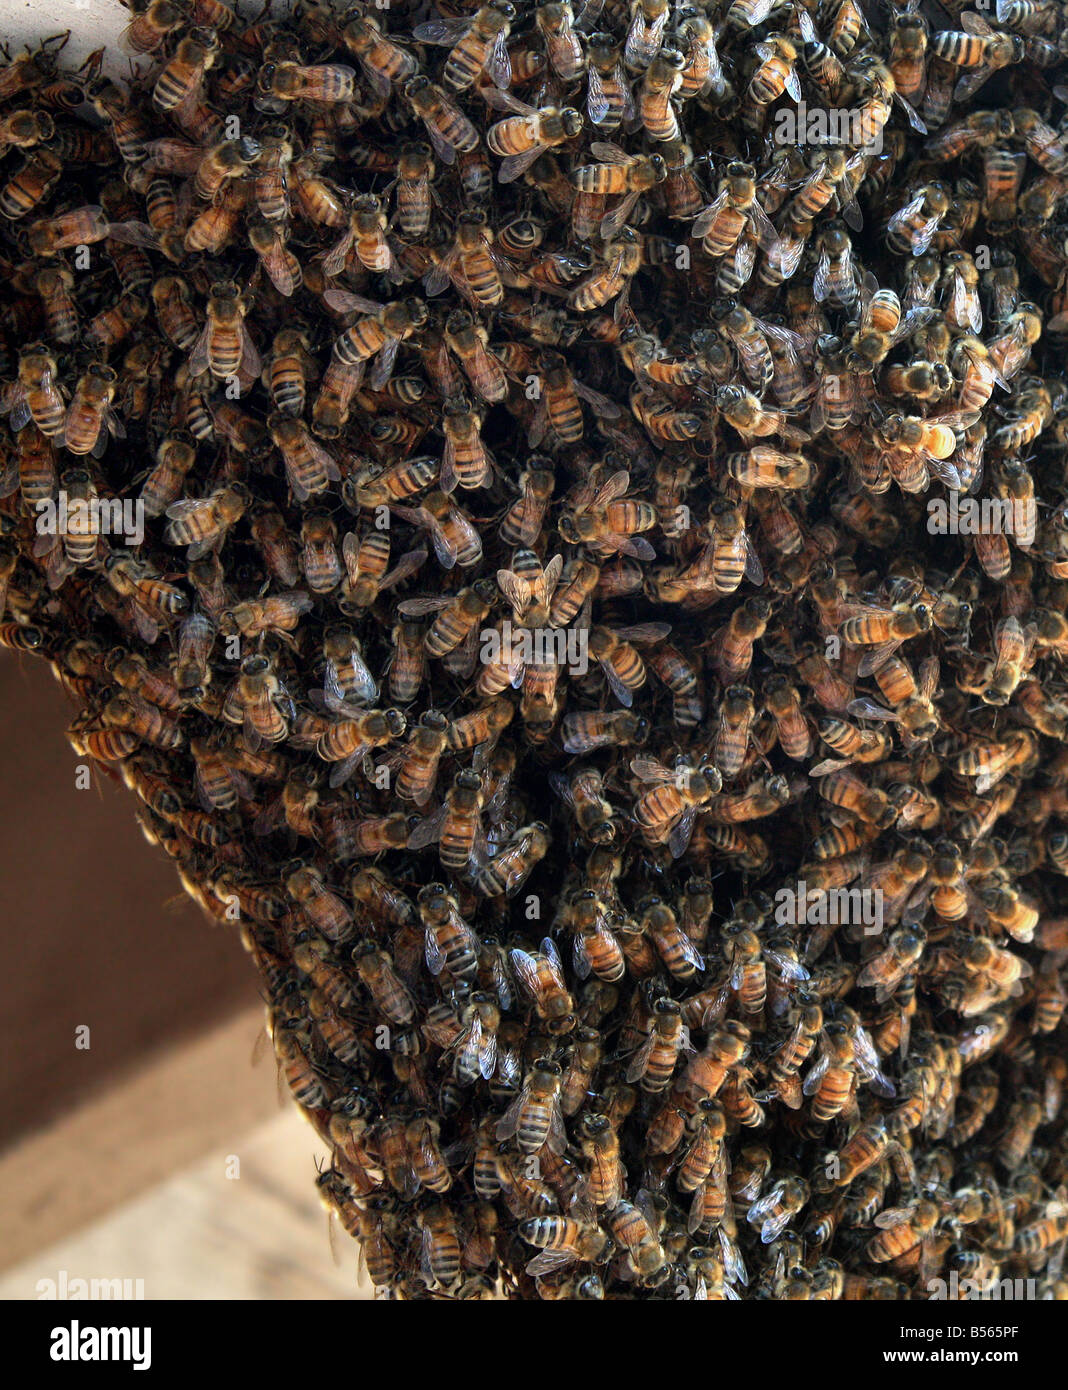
[508,935,573,1034]
[497,1056,566,1154]
[165,483,250,558]
[413,1,515,91]
[259,61,357,104]
[34,265,77,345]
[585,31,628,131]
[441,308,506,404]
[62,364,120,458]
[245,217,301,298]
[568,227,644,312]
[404,75,480,160]
[6,344,65,437]
[152,27,220,111]
[519,1215,610,1276]
[352,939,416,1026]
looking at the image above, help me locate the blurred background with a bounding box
[0,3,367,1298]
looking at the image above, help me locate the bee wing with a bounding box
[687,1180,710,1235]
[407,803,447,850]
[396,595,451,617]
[321,228,356,279]
[572,379,623,419]
[525,1249,577,1276]
[451,510,483,566]
[691,188,729,239]
[615,622,671,643]
[587,140,630,165]
[378,548,428,593]
[238,324,262,382]
[669,807,698,860]
[844,697,899,722]
[812,246,834,304]
[424,247,459,298]
[482,87,535,114]
[495,1087,527,1142]
[616,535,656,560]
[599,656,634,707]
[873,1206,914,1230]
[418,1225,437,1285]
[802,1045,830,1097]
[746,1180,785,1224]
[548,770,574,809]
[600,192,640,241]
[369,335,402,393]
[538,553,565,604]
[103,219,160,249]
[546,1097,567,1155]
[498,146,547,184]
[700,978,733,1030]
[950,272,982,334]
[187,322,213,379]
[586,65,611,126]
[540,935,564,977]
[765,949,810,984]
[411,17,472,42]
[744,536,765,586]
[894,92,927,134]
[630,757,677,784]
[323,289,383,314]
[490,27,512,88]
[508,946,541,1000]
[857,640,903,678]
[852,1024,896,1097]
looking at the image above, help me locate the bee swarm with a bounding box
[3,0,1068,1302]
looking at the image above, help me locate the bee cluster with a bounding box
[3,0,1068,1302]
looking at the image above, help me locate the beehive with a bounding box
[1,0,1067,1301]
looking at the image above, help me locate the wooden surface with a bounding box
[0,656,261,1148]
[0,1005,292,1273]
[0,1107,369,1300]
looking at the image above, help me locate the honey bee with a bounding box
[439,309,506,404]
[189,281,260,386]
[639,46,685,142]
[4,345,65,437]
[164,483,249,558]
[625,0,670,70]
[476,821,550,898]
[404,76,481,165]
[414,1,515,91]
[568,227,644,314]
[391,490,483,572]
[152,27,221,111]
[519,1216,610,1276]
[418,1205,463,1292]
[509,937,573,1033]
[630,756,721,856]
[61,364,122,458]
[222,653,294,747]
[497,1057,567,1156]
[259,60,357,104]
[585,32,630,131]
